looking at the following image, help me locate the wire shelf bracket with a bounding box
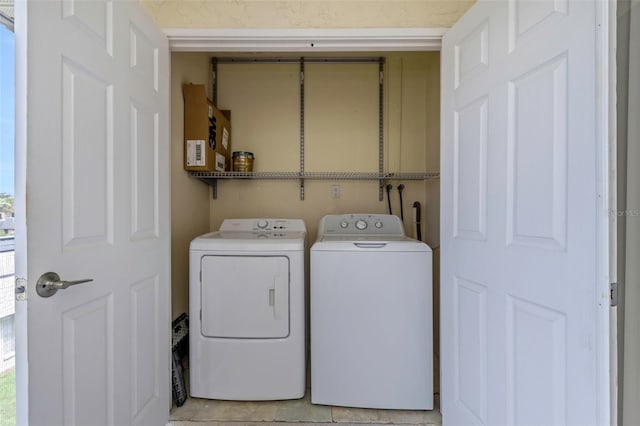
[204,56,439,200]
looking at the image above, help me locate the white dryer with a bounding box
[311,214,433,410]
[189,218,306,400]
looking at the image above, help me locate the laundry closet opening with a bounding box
[169,50,442,416]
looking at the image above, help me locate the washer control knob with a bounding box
[340,220,349,229]
[257,219,269,229]
[355,219,368,230]
[375,221,383,229]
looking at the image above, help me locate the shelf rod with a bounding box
[378,60,384,202]
[211,58,219,199]
[300,58,305,201]
[214,57,385,65]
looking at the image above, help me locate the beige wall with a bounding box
[170,53,213,320]
[171,52,441,320]
[211,53,440,245]
[141,0,473,29]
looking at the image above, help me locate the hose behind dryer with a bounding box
[397,184,405,223]
[412,201,422,241]
[386,184,393,215]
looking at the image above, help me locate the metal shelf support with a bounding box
[206,56,426,201]
[300,58,305,200]
[378,60,384,201]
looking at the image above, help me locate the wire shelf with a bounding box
[189,171,440,181]
[189,171,439,199]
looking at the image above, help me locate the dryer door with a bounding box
[201,255,290,338]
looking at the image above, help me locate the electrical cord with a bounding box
[386,184,393,214]
[412,201,422,241]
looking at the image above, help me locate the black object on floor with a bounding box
[172,313,189,407]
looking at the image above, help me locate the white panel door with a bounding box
[14,0,170,425]
[441,1,609,425]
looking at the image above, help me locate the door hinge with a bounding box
[15,277,27,301]
[610,282,618,307]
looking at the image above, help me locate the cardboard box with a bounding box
[183,84,231,172]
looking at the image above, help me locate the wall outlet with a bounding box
[331,185,341,199]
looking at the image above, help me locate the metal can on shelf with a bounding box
[232,151,254,172]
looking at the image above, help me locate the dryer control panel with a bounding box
[317,214,405,237]
[220,218,307,233]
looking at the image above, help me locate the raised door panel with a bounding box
[506,55,568,251]
[62,296,114,426]
[62,0,113,55]
[506,297,567,426]
[130,276,160,422]
[130,101,159,240]
[61,59,114,248]
[453,277,487,425]
[453,97,488,240]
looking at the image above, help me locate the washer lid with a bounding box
[312,237,432,252]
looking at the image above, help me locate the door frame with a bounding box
[13,1,27,423]
[165,14,614,424]
[165,28,447,52]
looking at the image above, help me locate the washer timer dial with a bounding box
[257,219,269,229]
[355,219,368,230]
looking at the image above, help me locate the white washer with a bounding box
[189,218,306,400]
[311,214,433,410]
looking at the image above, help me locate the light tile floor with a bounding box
[170,356,441,426]
[169,392,441,425]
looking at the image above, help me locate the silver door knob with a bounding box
[36,272,93,298]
